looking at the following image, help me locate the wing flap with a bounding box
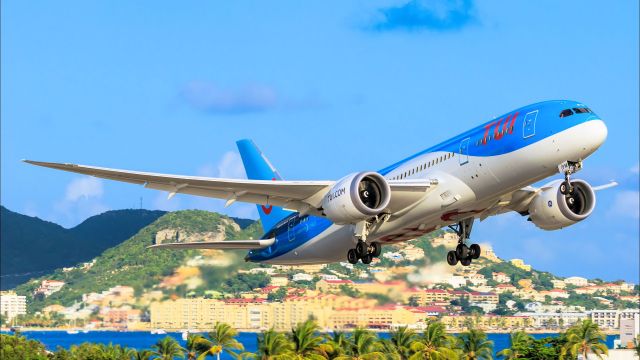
[149,238,275,250]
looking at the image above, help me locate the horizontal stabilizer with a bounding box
[148,238,274,250]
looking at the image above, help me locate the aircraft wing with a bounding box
[23,160,436,214]
[149,238,275,250]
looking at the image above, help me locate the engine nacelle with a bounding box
[322,171,391,224]
[528,179,596,230]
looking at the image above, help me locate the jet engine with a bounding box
[528,179,596,230]
[321,172,391,224]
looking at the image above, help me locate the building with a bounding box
[292,273,314,282]
[316,279,354,293]
[403,289,451,306]
[441,315,532,330]
[495,284,517,294]
[564,276,588,287]
[620,314,640,348]
[509,259,531,271]
[382,252,404,262]
[551,279,566,289]
[0,291,26,321]
[400,245,425,261]
[431,233,458,248]
[34,280,65,297]
[469,292,499,304]
[270,275,289,287]
[590,309,640,330]
[480,244,500,262]
[539,289,569,299]
[516,312,588,329]
[492,272,511,284]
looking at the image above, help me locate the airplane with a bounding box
[25,100,616,267]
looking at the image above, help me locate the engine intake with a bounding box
[322,172,391,224]
[528,179,596,230]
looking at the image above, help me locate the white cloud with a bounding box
[52,176,109,227]
[609,190,640,219]
[65,176,104,201]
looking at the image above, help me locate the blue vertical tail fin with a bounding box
[236,139,294,234]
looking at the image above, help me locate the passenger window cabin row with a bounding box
[389,152,455,180]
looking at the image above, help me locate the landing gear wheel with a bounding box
[560,181,570,195]
[469,244,481,260]
[456,244,469,260]
[447,251,458,266]
[355,241,367,258]
[347,249,358,264]
[460,258,472,266]
[361,254,373,264]
[370,242,382,257]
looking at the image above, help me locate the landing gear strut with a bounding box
[446,218,481,266]
[347,218,385,265]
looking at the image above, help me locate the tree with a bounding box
[129,349,154,360]
[199,322,244,360]
[267,287,288,302]
[409,321,458,360]
[151,336,185,360]
[184,333,204,360]
[290,319,330,359]
[456,327,494,360]
[325,331,349,359]
[0,333,49,360]
[389,326,417,360]
[496,331,531,359]
[336,328,385,360]
[252,329,294,360]
[561,320,608,360]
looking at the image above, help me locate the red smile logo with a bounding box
[261,177,276,215]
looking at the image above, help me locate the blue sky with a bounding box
[2,1,638,282]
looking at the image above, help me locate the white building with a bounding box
[590,309,640,330]
[516,311,588,329]
[382,252,404,262]
[0,291,27,321]
[292,273,313,282]
[34,280,65,297]
[564,276,588,287]
[319,274,340,281]
[492,272,511,284]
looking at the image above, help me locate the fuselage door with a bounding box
[523,110,538,138]
[459,138,470,165]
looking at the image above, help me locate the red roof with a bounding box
[224,298,265,304]
[424,289,447,294]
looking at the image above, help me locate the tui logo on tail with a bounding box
[261,178,276,215]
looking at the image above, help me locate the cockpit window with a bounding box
[573,107,592,114]
[559,109,574,118]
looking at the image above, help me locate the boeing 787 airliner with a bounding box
[26,100,615,266]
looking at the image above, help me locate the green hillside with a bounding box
[13,210,261,312]
[0,206,166,289]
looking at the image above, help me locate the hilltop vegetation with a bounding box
[13,210,261,312]
[0,206,165,289]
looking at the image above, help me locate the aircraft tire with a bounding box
[456,244,469,260]
[347,249,358,264]
[460,258,472,266]
[355,241,368,258]
[447,251,458,266]
[470,244,481,259]
[361,254,373,265]
[371,242,382,257]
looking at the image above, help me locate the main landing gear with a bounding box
[559,160,582,195]
[347,241,382,265]
[347,217,386,265]
[446,218,481,267]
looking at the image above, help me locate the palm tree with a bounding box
[456,327,493,360]
[151,336,185,360]
[496,331,531,359]
[252,328,294,360]
[409,321,457,360]
[561,320,608,360]
[389,326,417,360]
[336,328,385,360]
[184,333,204,360]
[326,331,349,359]
[199,322,244,360]
[290,319,330,360]
[96,343,131,360]
[129,349,153,360]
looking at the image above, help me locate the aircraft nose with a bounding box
[583,119,608,153]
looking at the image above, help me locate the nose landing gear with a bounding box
[446,218,481,266]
